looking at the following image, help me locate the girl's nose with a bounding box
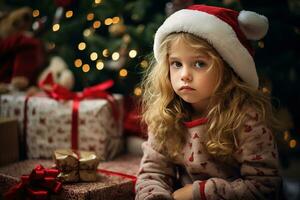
[181,67,192,82]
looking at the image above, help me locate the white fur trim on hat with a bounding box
[153,9,260,88]
[238,10,269,40]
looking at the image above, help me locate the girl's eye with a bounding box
[170,61,182,68]
[195,61,206,68]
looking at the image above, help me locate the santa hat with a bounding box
[153,4,269,88]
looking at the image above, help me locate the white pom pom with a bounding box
[238,10,269,40]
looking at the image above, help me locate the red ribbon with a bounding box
[4,165,62,200]
[97,169,137,193]
[39,73,118,150]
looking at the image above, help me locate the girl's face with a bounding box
[168,38,222,114]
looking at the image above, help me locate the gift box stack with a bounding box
[0,78,144,199]
[0,153,141,199]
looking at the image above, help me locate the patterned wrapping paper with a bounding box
[0,154,141,200]
[0,92,124,160]
[0,92,25,128]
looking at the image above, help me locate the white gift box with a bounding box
[0,92,124,160]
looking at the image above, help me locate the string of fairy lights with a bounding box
[31,0,147,97]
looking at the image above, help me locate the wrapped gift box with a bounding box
[0,92,124,160]
[0,154,141,200]
[53,149,101,182]
[0,118,19,166]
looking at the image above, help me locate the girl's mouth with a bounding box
[180,86,195,91]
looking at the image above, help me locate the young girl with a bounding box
[135,4,282,200]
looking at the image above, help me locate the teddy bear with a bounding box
[38,56,75,90]
[0,7,45,93]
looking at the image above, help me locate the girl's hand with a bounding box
[172,184,193,200]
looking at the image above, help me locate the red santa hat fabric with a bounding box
[153,4,269,89]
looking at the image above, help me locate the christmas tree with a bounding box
[1,0,173,96]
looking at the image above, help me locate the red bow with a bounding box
[4,165,62,200]
[38,73,118,150]
[39,72,115,102]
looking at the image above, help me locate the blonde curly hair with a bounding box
[141,33,280,160]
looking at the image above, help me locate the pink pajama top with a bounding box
[135,110,281,200]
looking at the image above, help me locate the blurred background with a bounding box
[0,0,299,198]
